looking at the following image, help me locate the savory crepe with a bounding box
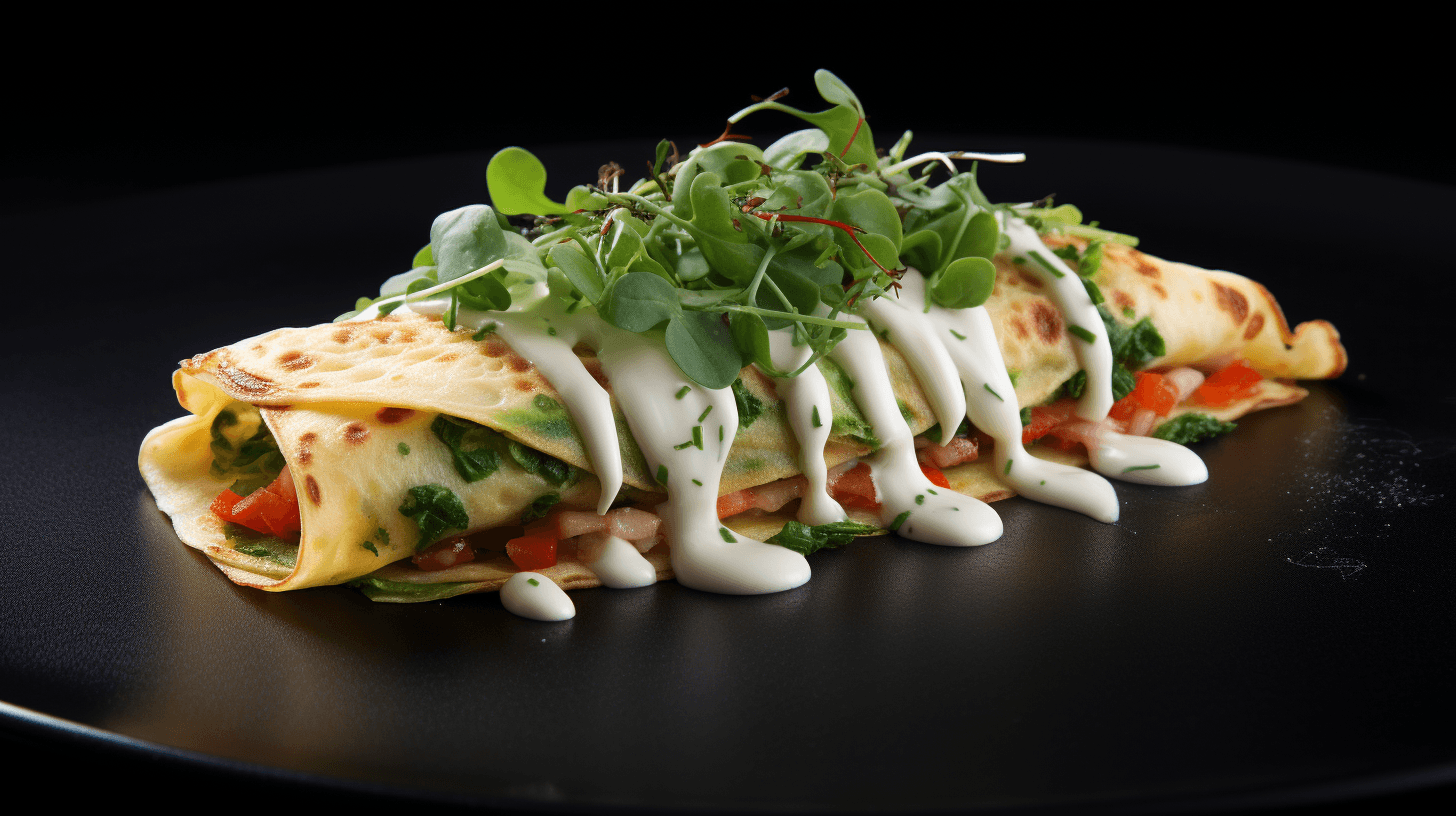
[139,71,1345,615]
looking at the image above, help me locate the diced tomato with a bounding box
[506,533,558,571]
[413,537,476,571]
[716,489,756,519]
[212,470,301,539]
[1022,399,1076,444]
[1193,359,1262,407]
[210,489,246,520]
[1109,371,1179,422]
[1040,433,1084,452]
[920,464,951,488]
[831,463,881,511]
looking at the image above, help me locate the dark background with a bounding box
[3,23,1444,217]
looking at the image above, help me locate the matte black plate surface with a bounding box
[2,140,1453,812]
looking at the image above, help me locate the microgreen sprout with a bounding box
[343,70,1132,390]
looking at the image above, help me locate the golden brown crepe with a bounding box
[139,242,1345,601]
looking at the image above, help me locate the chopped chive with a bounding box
[674,440,694,450]
[397,442,410,455]
[692,478,703,486]
[952,507,960,511]
[1040,480,1047,485]
[362,540,379,556]
[1004,459,1014,475]
[692,425,704,450]
[527,577,540,587]
[675,385,690,400]
[1123,306,1136,319]
[1007,369,1020,386]
[983,383,1003,401]
[656,464,668,484]
[471,323,498,341]
[1028,250,1066,278]
[1123,464,1162,473]
[698,405,713,422]
[949,329,967,341]
[890,511,911,531]
[915,494,925,505]
[719,425,724,443]
[546,326,557,336]
[1013,255,1027,265]
[811,405,822,428]
[719,527,737,542]
[927,488,938,495]
[1069,325,1096,343]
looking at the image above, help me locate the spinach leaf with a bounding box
[398,484,470,551]
[766,520,883,556]
[1153,414,1237,445]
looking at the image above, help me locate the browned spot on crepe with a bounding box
[1010,316,1030,340]
[1134,257,1161,279]
[1030,301,1063,343]
[261,405,291,413]
[508,355,532,373]
[343,422,369,444]
[332,327,356,344]
[215,359,277,398]
[1111,289,1134,313]
[305,475,322,506]
[297,432,317,465]
[375,407,414,424]
[1243,313,1265,340]
[1152,284,1168,299]
[278,351,314,372]
[298,381,321,389]
[1212,282,1250,324]
[435,352,460,363]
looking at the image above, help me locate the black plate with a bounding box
[2,139,1453,813]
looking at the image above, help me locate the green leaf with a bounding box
[430,415,503,482]
[665,310,743,390]
[600,271,680,332]
[814,69,864,115]
[398,484,470,551]
[766,519,882,556]
[521,493,561,523]
[831,187,902,250]
[564,185,608,211]
[931,256,996,308]
[429,205,512,311]
[1152,414,1238,445]
[547,243,604,304]
[729,311,773,370]
[486,147,568,215]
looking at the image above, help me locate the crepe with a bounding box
[139,239,1344,602]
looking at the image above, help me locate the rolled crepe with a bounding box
[139,242,1344,600]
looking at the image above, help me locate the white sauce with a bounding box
[500,572,575,621]
[761,329,848,526]
[829,313,1004,546]
[1000,214,1207,487]
[358,208,1221,616]
[579,532,658,589]
[868,272,1121,523]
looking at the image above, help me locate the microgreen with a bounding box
[344,70,1127,393]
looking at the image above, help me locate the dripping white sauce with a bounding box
[402,298,811,598]
[829,313,1004,547]
[999,214,1207,487]
[578,532,658,589]
[500,572,575,621]
[867,272,1121,523]
[354,212,1221,617]
[760,329,848,527]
